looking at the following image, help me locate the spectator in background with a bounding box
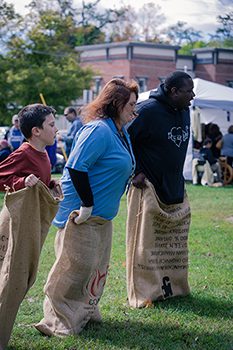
[205,123,222,159]
[220,125,233,167]
[0,140,12,162]
[57,107,82,158]
[200,138,222,183]
[7,114,25,151]
[46,140,57,170]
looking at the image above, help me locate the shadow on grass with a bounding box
[157,294,233,319]
[7,295,233,350]
[80,318,232,350]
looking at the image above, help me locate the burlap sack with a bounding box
[126,179,191,308]
[35,214,112,337]
[0,181,60,350]
[0,206,10,271]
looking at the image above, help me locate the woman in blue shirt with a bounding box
[36,78,138,337]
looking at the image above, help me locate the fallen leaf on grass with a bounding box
[143,299,154,308]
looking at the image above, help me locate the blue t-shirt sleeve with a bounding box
[66,123,110,172]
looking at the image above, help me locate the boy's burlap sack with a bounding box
[0,206,10,271]
[126,179,191,308]
[35,214,112,337]
[0,181,60,350]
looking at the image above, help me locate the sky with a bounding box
[9,0,233,36]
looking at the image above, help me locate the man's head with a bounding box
[164,71,195,110]
[18,103,56,140]
[12,114,20,129]
[64,107,77,123]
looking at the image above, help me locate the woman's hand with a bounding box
[25,174,39,187]
[73,206,93,225]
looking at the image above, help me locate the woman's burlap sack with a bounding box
[35,215,112,337]
[0,181,60,350]
[126,180,191,308]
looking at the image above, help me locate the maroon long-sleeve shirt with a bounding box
[0,142,53,191]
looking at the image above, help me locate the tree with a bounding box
[164,21,203,46]
[216,12,233,39]
[108,3,165,42]
[107,5,138,42]
[26,0,124,45]
[0,1,94,122]
[136,3,165,42]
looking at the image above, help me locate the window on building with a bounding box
[227,80,233,88]
[136,77,148,92]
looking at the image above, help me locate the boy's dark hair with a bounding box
[228,125,233,134]
[203,138,212,146]
[164,71,192,93]
[18,104,56,139]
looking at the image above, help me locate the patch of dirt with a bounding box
[226,216,233,224]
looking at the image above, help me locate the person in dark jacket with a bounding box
[126,71,195,306]
[128,71,195,204]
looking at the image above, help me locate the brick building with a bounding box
[75,41,233,98]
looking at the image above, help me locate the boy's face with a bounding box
[39,113,58,146]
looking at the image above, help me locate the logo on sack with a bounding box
[161,276,173,298]
[86,267,109,305]
[168,126,189,147]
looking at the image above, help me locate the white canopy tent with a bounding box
[138,78,233,180]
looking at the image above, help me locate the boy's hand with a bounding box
[25,174,39,187]
[73,206,93,225]
[52,180,63,198]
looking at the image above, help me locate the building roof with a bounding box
[75,41,180,52]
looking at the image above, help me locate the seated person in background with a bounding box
[200,138,222,183]
[220,125,233,167]
[0,140,12,162]
[205,123,222,158]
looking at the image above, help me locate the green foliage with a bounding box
[76,25,105,45]
[178,41,207,55]
[1,183,232,350]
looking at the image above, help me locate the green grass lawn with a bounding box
[1,183,233,350]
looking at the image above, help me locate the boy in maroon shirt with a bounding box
[0,103,59,191]
[0,104,62,349]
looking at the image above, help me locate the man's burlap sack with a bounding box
[126,180,191,308]
[0,181,60,350]
[35,215,112,337]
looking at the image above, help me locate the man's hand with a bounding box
[25,174,39,187]
[73,206,93,225]
[132,172,147,189]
